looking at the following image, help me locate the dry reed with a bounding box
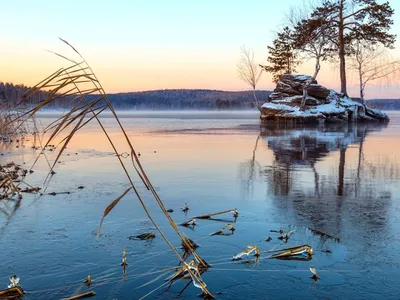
[6,39,213,298]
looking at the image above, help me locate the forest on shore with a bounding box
[1,82,398,110]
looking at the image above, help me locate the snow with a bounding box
[310,102,346,115]
[281,74,314,82]
[366,107,388,119]
[309,83,323,88]
[271,99,293,104]
[294,75,312,81]
[340,96,364,108]
[271,95,303,104]
[262,98,348,117]
[261,103,296,112]
[261,94,382,121]
[288,110,325,118]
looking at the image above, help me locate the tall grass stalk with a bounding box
[7,39,213,298]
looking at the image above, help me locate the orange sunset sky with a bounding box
[1,0,400,99]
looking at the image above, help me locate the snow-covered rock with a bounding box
[269,92,290,101]
[280,74,317,84]
[289,95,320,106]
[262,74,389,123]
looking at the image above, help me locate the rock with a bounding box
[260,74,389,124]
[306,84,330,99]
[280,74,317,84]
[281,79,304,90]
[260,103,325,123]
[261,103,296,115]
[290,95,320,106]
[274,81,302,95]
[357,105,366,117]
[268,92,289,101]
[273,74,326,101]
[365,107,389,121]
[271,100,297,105]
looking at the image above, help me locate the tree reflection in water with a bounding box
[259,122,396,198]
[238,135,261,198]
[240,122,400,244]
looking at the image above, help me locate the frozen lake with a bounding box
[1,110,400,299]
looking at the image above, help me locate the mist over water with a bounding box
[1,111,400,299]
[36,110,260,119]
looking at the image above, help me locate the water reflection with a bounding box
[240,122,400,244]
[0,198,22,234]
[0,198,21,220]
[259,123,396,198]
[238,135,262,197]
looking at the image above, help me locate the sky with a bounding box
[1,0,400,98]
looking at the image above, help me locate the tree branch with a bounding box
[343,7,368,21]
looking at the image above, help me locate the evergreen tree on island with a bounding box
[262,27,298,83]
[263,0,396,99]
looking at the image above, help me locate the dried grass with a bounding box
[6,39,213,298]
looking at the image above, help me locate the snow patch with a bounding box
[261,103,296,112]
[294,75,313,81]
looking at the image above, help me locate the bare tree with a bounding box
[288,3,334,110]
[349,42,400,104]
[296,24,333,110]
[237,46,263,111]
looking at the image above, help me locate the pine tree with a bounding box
[308,0,396,95]
[262,27,298,83]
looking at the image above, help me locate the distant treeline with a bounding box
[103,89,271,109]
[0,82,271,110]
[2,82,398,110]
[365,99,400,110]
[0,82,34,108]
[0,82,72,109]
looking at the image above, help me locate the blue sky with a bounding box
[1,0,399,98]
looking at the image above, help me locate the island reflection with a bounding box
[240,122,400,243]
[259,122,394,197]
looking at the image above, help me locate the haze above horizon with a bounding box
[1,0,400,98]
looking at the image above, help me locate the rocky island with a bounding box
[260,74,389,123]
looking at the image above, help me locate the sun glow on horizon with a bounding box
[1,0,400,99]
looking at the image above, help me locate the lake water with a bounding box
[1,110,400,299]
